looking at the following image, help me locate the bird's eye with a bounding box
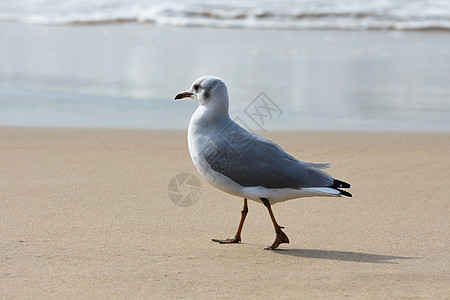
[194,84,200,91]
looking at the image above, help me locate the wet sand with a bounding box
[0,127,449,298]
[1,23,450,131]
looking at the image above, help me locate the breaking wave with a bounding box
[1,2,450,31]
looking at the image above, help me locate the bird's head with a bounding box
[174,76,228,107]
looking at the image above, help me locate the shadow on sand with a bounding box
[273,249,416,264]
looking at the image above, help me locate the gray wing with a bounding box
[201,123,333,189]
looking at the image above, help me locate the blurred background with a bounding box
[0,0,449,131]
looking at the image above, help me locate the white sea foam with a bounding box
[1,0,449,30]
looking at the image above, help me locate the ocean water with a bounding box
[0,1,450,131]
[2,0,450,30]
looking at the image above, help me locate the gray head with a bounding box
[174,76,229,107]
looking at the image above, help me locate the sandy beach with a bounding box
[2,1,450,298]
[0,127,448,298]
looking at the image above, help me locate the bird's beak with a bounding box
[174,91,193,100]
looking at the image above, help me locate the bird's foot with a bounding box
[264,226,289,250]
[212,236,241,244]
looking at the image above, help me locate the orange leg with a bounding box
[261,198,289,250]
[213,198,248,244]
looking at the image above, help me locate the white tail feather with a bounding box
[301,187,341,197]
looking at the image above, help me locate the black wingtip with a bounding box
[338,189,352,197]
[332,179,352,197]
[332,179,351,189]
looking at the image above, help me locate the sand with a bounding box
[0,127,449,299]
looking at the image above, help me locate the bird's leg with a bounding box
[213,198,248,244]
[261,198,289,250]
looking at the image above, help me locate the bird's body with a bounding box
[176,76,351,249]
[188,113,342,203]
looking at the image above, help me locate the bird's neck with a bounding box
[190,99,230,130]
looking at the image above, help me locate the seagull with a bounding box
[175,76,351,250]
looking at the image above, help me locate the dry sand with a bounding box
[0,127,449,299]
